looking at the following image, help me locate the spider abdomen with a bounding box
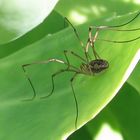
[89,59,109,73]
[80,59,109,74]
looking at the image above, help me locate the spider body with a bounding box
[81,59,109,75]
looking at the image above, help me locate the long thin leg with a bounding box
[87,10,140,52]
[64,50,87,63]
[89,11,140,31]
[22,66,36,101]
[89,25,140,48]
[88,27,100,59]
[89,25,140,32]
[91,43,100,59]
[84,38,91,62]
[70,72,79,129]
[64,18,93,61]
[64,18,91,62]
[97,35,140,43]
[64,17,84,47]
[88,24,140,59]
[65,11,140,51]
[108,10,140,28]
[40,69,79,99]
[64,50,92,76]
[22,59,78,101]
[84,27,100,60]
[64,50,70,69]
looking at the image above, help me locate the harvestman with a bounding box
[22,11,140,129]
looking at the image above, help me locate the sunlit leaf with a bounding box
[0,11,65,58]
[0,0,59,44]
[56,0,140,24]
[0,11,140,140]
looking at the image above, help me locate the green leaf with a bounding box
[0,12,140,140]
[127,61,140,94]
[0,11,65,58]
[0,0,59,44]
[0,0,61,59]
[68,83,140,140]
[56,0,140,24]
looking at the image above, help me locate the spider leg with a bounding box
[64,50,73,69]
[88,23,140,53]
[40,68,79,99]
[22,59,77,101]
[90,25,140,32]
[84,27,100,60]
[64,17,84,47]
[110,11,140,27]
[88,10,140,56]
[84,39,90,62]
[70,72,79,129]
[64,18,92,62]
[89,11,140,31]
[22,66,36,101]
[89,27,101,59]
[91,43,101,59]
[64,50,87,64]
[97,36,140,43]
[109,10,140,28]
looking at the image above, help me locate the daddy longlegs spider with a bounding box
[22,11,140,129]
